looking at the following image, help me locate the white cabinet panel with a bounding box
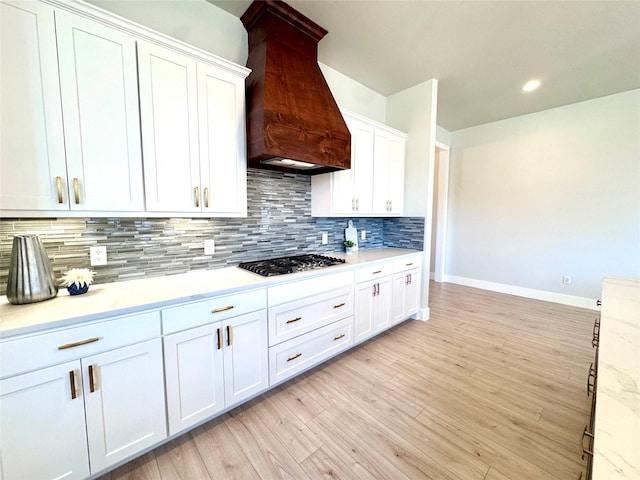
[164,323,225,435]
[223,310,269,407]
[0,0,67,211]
[354,271,392,343]
[138,41,200,213]
[83,339,166,473]
[197,63,247,216]
[373,129,405,215]
[55,10,143,211]
[0,361,90,480]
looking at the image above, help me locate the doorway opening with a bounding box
[430,143,449,282]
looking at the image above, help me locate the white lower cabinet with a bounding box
[391,255,423,324]
[269,317,353,385]
[354,264,393,343]
[0,361,90,480]
[0,312,165,480]
[163,295,268,435]
[83,339,166,473]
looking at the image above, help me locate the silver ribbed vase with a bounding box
[6,235,58,305]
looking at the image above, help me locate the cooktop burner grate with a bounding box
[238,254,346,277]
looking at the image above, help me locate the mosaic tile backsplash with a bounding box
[0,169,424,294]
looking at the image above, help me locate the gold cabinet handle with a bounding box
[69,370,77,399]
[58,337,100,350]
[333,303,345,309]
[227,325,233,346]
[405,274,410,285]
[356,198,359,211]
[287,352,302,362]
[56,176,64,204]
[581,425,594,459]
[88,364,96,393]
[333,333,345,341]
[351,198,355,211]
[372,284,377,297]
[405,262,414,266]
[73,178,80,204]
[195,186,200,208]
[372,270,382,274]
[408,273,412,285]
[286,316,302,324]
[376,283,380,295]
[217,328,222,350]
[212,305,234,313]
[204,187,209,208]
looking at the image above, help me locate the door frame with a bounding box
[432,142,450,283]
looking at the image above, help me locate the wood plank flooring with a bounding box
[97,282,596,480]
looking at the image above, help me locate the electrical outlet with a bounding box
[321,233,328,245]
[562,275,572,284]
[90,246,107,266]
[204,239,215,255]
[361,230,366,240]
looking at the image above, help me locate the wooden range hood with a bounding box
[240,0,351,175]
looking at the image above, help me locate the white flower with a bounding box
[60,268,96,288]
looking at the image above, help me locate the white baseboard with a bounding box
[442,275,599,310]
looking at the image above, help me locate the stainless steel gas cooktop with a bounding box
[238,254,346,277]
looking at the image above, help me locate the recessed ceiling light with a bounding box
[522,79,541,92]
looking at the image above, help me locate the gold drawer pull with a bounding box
[212,305,234,313]
[195,186,200,207]
[286,316,302,324]
[405,262,413,266]
[73,177,80,204]
[56,176,64,203]
[333,303,345,309]
[227,325,233,346]
[58,337,100,350]
[334,333,345,341]
[581,425,594,459]
[287,352,302,362]
[88,364,96,393]
[372,270,382,274]
[69,370,77,400]
[204,187,209,208]
[217,328,222,350]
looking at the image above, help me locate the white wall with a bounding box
[386,79,438,319]
[85,0,247,65]
[446,89,640,306]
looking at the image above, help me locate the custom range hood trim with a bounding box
[240,0,351,175]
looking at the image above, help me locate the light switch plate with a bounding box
[361,230,366,240]
[90,246,107,266]
[321,233,328,245]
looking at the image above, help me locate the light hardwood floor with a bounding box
[97,282,596,480]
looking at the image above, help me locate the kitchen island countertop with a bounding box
[0,248,421,338]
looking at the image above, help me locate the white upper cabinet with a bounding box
[197,63,247,216]
[1,0,249,217]
[55,10,144,211]
[0,0,67,212]
[139,41,248,216]
[311,110,406,217]
[138,41,200,213]
[373,128,405,215]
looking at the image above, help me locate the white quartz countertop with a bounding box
[0,248,421,338]
[593,276,640,480]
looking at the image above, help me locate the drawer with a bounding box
[268,270,353,306]
[0,310,161,378]
[268,286,353,346]
[162,288,266,334]
[354,262,392,283]
[392,254,422,274]
[269,316,353,386]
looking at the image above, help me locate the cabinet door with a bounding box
[0,361,90,480]
[354,280,377,342]
[197,63,247,216]
[55,10,144,211]
[331,116,374,215]
[0,0,67,211]
[164,323,225,435]
[223,310,268,408]
[83,339,166,473]
[391,272,408,324]
[138,41,200,212]
[373,276,392,333]
[404,269,421,318]
[373,129,405,215]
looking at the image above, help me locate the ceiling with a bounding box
[208,0,640,131]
